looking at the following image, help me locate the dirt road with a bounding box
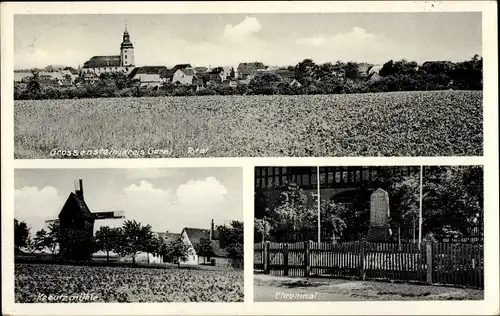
[254,274,484,302]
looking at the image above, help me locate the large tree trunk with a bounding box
[106,251,109,263]
[147,253,150,265]
[132,255,136,265]
[177,258,181,268]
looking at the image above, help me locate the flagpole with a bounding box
[418,166,423,247]
[317,166,321,244]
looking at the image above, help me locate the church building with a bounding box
[81,27,135,75]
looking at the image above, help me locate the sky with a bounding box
[14,13,482,69]
[15,168,243,235]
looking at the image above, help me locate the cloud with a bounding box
[15,186,65,233]
[176,176,228,206]
[222,16,262,42]
[122,169,185,180]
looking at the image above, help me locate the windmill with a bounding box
[44,179,125,234]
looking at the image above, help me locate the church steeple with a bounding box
[120,25,134,67]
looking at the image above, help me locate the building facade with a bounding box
[81,27,135,75]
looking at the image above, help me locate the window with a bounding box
[267,178,273,188]
[261,177,267,188]
[281,167,287,175]
[303,174,309,186]
[281,175,287,184]
[256,178,261,188]
[356,171,361,182]
[297,175,302,185]
[342,172,348,183]
[125,55,127,59]
[274,167,280,175]
[311,173,317,186]
[274,176,280,185]
[268,167,273,176]
[262,168,267,177]
[256,169,261,177]
[328,172,334,184]
[320,172,326,185]
[335,172,341,183]
[362,169,370,181]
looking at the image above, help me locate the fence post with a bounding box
[264,241,271,274]
[304,240,311,277]
[359,240,366,281]
[283,244,289,276]
[426,242,433,284]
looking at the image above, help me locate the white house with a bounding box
[128,66,168,87]
[180,220,232,267]
[172,67,196,85]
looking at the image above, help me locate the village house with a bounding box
[180,220,231,267]
[169,64,196,85]
[237,62,266,80]
[128,66,168,88]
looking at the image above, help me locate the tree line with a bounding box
[14,55,482,100]
[254,166,483,245]
[14,219,243,268]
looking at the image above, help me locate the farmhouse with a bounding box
[237,62,266,79]
[128,66,168,87]
[81,27,135,75]
[180,220,231,267]
[171,65,196,85]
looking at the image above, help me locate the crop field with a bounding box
[14,90,482,158]
[15,263,244,303]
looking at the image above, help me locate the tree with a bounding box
[24,235,39,255]
[294,58,318,86]
[26,70,42,99]
[145,235,163,265]
[33,229,48,252]
[254,217,271,243]
[216,221,244,262]
[319,200,347,242]
[195,238,215,264]
[45,222,61,258]
[116,220,155,265]
[14,219,30,253]
[165,239,193,268]
[95,226,121,263]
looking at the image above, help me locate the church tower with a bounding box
[120,26,134,67]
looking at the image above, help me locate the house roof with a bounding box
[83,56,121,68]
[162,232,181,242]
[182,227,228,258]
[274,69,295,80]
[63,67,80,75]
[181,68,195,76]
[14,72,32,82]
[129,66,168,79]
[194,66,208,73]
[172,64,192,72]
[237,62,266,75]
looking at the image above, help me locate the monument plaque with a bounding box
[367,188,391,242]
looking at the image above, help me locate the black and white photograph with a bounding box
[14,12,482,159]
[14,168,244,302]
[253,166,484,301]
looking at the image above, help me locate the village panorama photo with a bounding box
[13,12,482,158]
[14,167,244,303]
[253,165,484,301]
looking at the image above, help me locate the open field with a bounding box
[14,90,482,158]
[254,274,484,301]
[15,263,243,302]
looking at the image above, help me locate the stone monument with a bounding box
[366,188,391,242]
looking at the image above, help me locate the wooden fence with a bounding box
[254,241,483,289]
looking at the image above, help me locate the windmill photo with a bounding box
[44,179,125,260]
